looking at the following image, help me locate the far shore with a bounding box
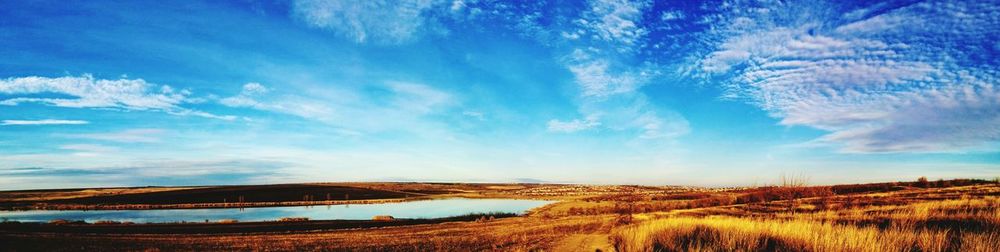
[0,182,593,210]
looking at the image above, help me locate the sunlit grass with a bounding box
[613,217,974,252]
[612,185,1000,252]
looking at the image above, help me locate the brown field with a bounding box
[0,183,430,210]
[1,179,997,251]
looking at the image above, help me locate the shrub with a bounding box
[651,192,712,201]
[48,219,85,225]
[830,183,899,195]
[735,186,834,204]
[917,177,930,188]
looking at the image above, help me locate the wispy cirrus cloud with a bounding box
[548,115,601,133]
[550,0,689,140]
[219,81,455,135]
[0,159,289,190]
[567,54,653,98]
[0,74,234,120]
[291,0,447,44]
[60,144,118,152]
[67,129,166,143]
[579,0,650,51]
[386,81,453,114]
[289,0,689,141]
[59,144,119,157]
[659,10,684,21]
[1,119,89,126]
[0,167,115,177]
[219,82,269,107]
[688,0,1000,153]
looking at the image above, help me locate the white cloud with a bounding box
[841,2,889,21]
[241,82,269,95]
[387,81,452,114]
[68,129,166,143]
[1,119,89,126]
[690,0,1000,153]
[580,0,650,50]
[450,0,464,12]
[292,0,445,44]
[0,75,183,110]
[547,115,601,133]
[462,111,485,121]
[0,75,232,120]
[580,95,691,139]
[60,144,119,157]
[568,58,652,97]
[60,144,117,152]
[220,82,269,107]
[660,10,684,21]
[633,111,690,139]
[561,31,582,40]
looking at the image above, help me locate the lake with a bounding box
[0,198,553,223]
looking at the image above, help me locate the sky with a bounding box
[1,0,998,189]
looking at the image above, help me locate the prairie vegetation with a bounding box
[611,180,1000,252]
[612,215,999,252]
[1,179,997,251]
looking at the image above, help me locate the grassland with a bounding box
[611,180,1000,252]
[0,179,997,251]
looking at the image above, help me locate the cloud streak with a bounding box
[548,116,601,133]
[218,81,456,136]
[0,75,234,120]
[67,129,166,143]
[0,159,289,190]
[1,119,89,126]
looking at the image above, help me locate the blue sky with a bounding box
[1,0,998,189]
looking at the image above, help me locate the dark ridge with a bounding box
[44,184,415,205]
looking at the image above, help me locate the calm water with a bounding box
[0,198,552,223]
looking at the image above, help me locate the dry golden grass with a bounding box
[612,217,993,252]
[612,185,1000,252]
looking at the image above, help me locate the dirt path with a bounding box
[549,233,614,252]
